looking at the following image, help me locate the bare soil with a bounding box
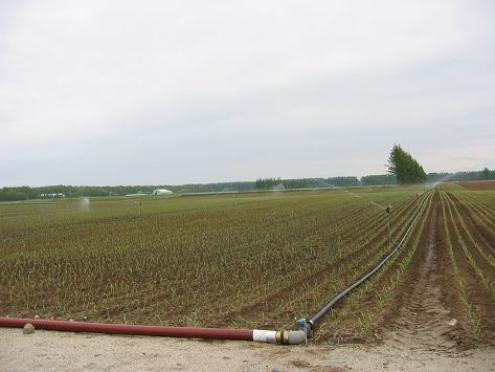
[1,328,495,372]
[458,181,495,190]
[383,199,459,351]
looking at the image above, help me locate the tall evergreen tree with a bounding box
[388,145,427,184]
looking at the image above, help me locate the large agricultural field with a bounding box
[1,184,494,348]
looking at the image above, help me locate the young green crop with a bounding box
[1,185,494,344]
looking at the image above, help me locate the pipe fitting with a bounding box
[296,318,313,338]
[287,330,307,345]
[252,329,307,345]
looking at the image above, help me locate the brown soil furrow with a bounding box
[314,193,432,342]
[462,195,495,228]
[440,190,495,345]
[213,196,420,325]
[443,192,495,282]
[383,192,458,352]
[458,181,495,190]
[447,192,495,255]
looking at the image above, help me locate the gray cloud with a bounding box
[1,0,494,186]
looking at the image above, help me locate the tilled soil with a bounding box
[440,191,495,344]
[1,327,495,372]
[2,189,495,370]
[384,201,458,352]
[458,181,495,190]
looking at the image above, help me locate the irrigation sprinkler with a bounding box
[365,201,392,248]
[0,186,429,346]
[295,192,430,339]
[315,182,394,250]
[322,181,391,214]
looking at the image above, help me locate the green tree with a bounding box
[387,145,427,185]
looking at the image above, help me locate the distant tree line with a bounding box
[254,177,360,190]
[428,168,495,183]
[0,182,255,202]
[361,174,397,186]
[2,167,494,202]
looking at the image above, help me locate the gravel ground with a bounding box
[1,328,495,371]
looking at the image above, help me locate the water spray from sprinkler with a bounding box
[124,197,143,215]
[318,181,395,248]
[368,201,392,247]
[79,197,90,213]
[137,201,142,215]
[319,180,390,212]
[319,181,393,246]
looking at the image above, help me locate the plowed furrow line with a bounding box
[444,193,495,277]
[212,196,419,324]
[443,193,495,298]
[440,191,495,339]
[460,195,495,232]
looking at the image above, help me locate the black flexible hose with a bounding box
[309,192,431,327]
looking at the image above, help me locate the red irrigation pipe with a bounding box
[0,317,306,345]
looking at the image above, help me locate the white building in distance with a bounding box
[152,189,173,195]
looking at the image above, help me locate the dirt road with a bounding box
[1,327,494,371]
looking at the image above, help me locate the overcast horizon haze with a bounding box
[1,1,494,187]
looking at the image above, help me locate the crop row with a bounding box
[1,189,418,329]
[438,186,495,340]
[314,191,432,341]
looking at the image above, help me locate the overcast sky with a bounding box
[1,1,494,186]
